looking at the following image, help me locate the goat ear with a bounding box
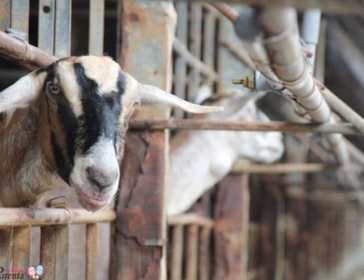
[137,83,223,114]
[0,71,45,113]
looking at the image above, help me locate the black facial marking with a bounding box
[0,112,6,123]
[73,63,121,155]
[44,63,78,179]
[50,130,69,183]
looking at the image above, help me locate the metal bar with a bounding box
[89,0,105,55]
[0,208,116,227]
[169,214,214,228]
[314,19,327,83]
[203,6,217,87]
[0,0,11,31]
[54,0,72,57]
[38,0,55,54]
[211,3,238,21]
[11,226,31,269]
[129,119,361,135]
[186,225,199,280]
[188,3,202,102]
[41,225,69,280]
[11,0,30,34]
[174,38,219,81]
[0,31,57,69]
[86,224,98,280]
[0,228,13,268]
[221,40,256,70]
[174,2,188,118]
[199,227,211,280]
[171,225,184,280]
[317,81,364,135]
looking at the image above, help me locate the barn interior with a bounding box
[0,1,364,280]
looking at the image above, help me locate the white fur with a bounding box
[167,92,284,216]
[70,138,119,200]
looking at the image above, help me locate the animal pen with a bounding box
[0,0,364,280]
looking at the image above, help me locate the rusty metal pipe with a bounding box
[234,7,349,164]
[0,208,116,227]
[0,31,57,70]
[259,8,348,163]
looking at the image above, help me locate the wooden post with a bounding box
[112,1,176,280]
[213,174,250,280]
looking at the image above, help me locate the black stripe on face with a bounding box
[50,129,69,183]
[44,64,79,180]
[73,63,120,155]
[0,113,6,123]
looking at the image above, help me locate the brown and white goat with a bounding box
[168,89,284,216]
[0,56,222,211]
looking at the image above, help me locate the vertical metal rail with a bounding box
[186,225,199,280]
[38,0,55,54]
[55,0,72,57]
[0,0,11,31]
[86,224,98,280]
[12,226,31,270]
[199,227,211,280]
[174,2,188,118]
[188,4,202,102]
[41,225,70,280]
[89,0,105,55]
[171,225,184,280]
[202,5,217,88]
[0,228,13,268]
[11,0,30,34]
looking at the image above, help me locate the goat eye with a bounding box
[48,84,61,95]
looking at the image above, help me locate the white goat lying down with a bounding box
[168,90,284,216]
[0,56,222,211]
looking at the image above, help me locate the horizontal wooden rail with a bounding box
[129,119,361,135]
[168,214,214,228]
[230,162,361,174]
[0,208,116,227]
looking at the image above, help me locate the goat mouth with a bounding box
[74,186,109,211]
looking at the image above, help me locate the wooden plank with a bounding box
[40,225,69,280]
[213,174,250,280]
[38,0,55,54]
[11,0,30,34]
[186,225,199,280]
[54,0,72,56]
[0,228,13,268]
[12,226,31,269]
[89,0,105,55]
[171,225,184,280]
[112,2,176,279]
[86,224,98,280]
[173,2,188,118]
[0,0,11,31]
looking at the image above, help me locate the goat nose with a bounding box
[86,167,118,191]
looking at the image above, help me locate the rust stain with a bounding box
[127,12,139,22]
